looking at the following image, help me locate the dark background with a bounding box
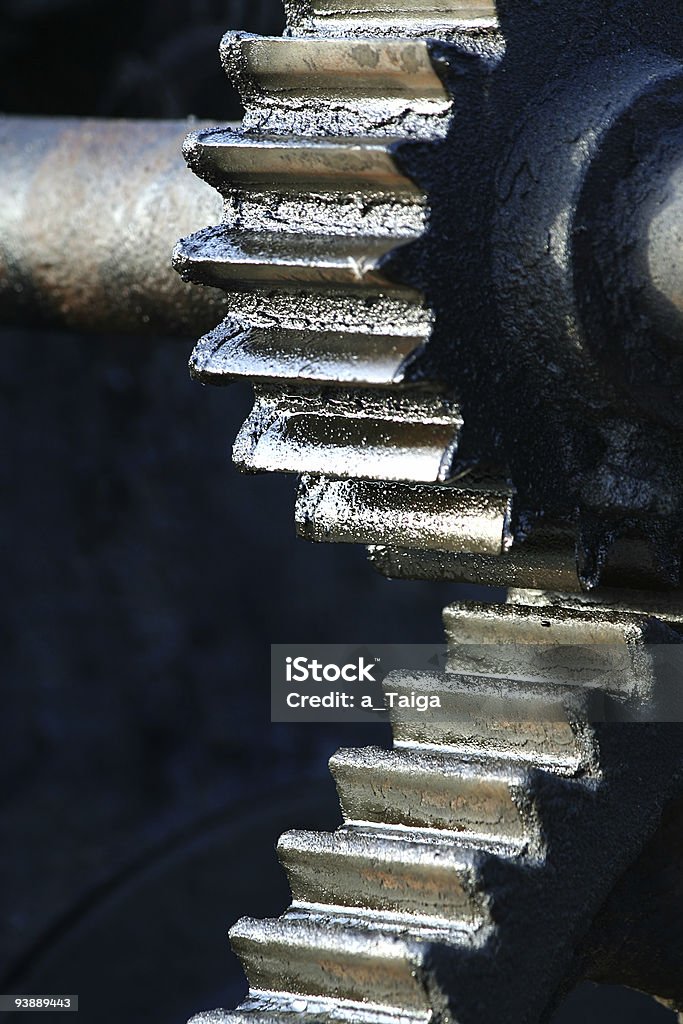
[0,2,675,1021]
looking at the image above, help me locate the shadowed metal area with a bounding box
[0,116,227,336]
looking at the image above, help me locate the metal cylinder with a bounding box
[637,127,683,344]
[0,116,227,336]
[570,74,683,431]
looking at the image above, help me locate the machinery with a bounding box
[174,2,683,1021]
[1,1,683,1021]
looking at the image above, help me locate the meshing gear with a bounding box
[175,1,683,1020]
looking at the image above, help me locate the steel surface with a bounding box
[0,116,226,335]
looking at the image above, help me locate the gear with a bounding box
[174,1,515,575]
[175,2,683,595]
[175,1,683,1020]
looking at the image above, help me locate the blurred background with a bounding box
[0,2,676,1021]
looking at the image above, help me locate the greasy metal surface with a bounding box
[190,324,426,387]
[286,0,498,38]
[387,670,594,772]
[277,827,487,925]
[0,117,227,335]
[184,129,425,196]
[174,11,466,491]
[367,541,585,592]
[175,228,420,293]
[442,600,679,703]
[509,586,683,623]
[231,389,463,483]
[329,744,529,840]
[295,476,512,555]
[224,36,451,104]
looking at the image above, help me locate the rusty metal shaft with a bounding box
[0,116,227,336]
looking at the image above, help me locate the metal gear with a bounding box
[174,2,508,571]
[175,2,683,1021]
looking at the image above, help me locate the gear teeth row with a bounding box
[197,598,681,1023]
[176,4,523,578]
[214,646,550,1022]
[176,18,476,493]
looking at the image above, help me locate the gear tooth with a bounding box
[190,321,427,388]
[186,128,423,197]
[386,670,599,772]
[174,225,420,294]
[329,746,533,845]
[233,388,462,484]
[227,36,450,105]
[229,911,439,1014]
[287,0,499,39]
[442,599,657,647]
[366,543,579,589]
[442,600,669,700]
[277,827,490,926]
[295,475,512,554]
[366,521,581,589]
